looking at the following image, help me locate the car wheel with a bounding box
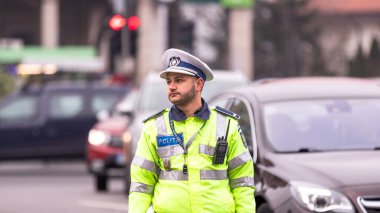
[96,175,108,192]
[257,203,274,213]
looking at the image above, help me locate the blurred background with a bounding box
[1,0,380,212]
[1,0,380,97]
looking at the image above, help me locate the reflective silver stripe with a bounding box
[216,112,226,139]
[199,144,215,156]
[159,170,188,180]
[228,151,252,170]
[201,170,228,180]
[157,145,184,158]
[132,156,159,174]
[130,182,154,194]
[155,114,167,135]
[159,170,228,180]
[230,177,255,189]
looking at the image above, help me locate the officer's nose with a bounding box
[168,82,176,90]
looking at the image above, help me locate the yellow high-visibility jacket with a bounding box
[129,105,255,213]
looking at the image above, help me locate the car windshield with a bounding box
[263,99,380,152]
[114,89,139,114]
[138,82,171,111]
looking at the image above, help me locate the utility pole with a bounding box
[157,0,176,53]
[223,0,254,79]
[228,8,254,79]
[136,0,160,85]
[41,0,59,48]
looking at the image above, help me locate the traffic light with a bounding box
[127,16,141,31]
[108,14,127,31]
[108,14,140,59]
[108,14,140,32]
[128,16,140,56]
[127,16,141,57]
[109,29,121,72]
[129,30,138,56]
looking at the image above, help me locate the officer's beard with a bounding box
[169,83,196,107]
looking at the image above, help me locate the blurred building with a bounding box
[311,0,380,76]
[0,0,254,83]
[0,0,118,78]
[0,0,110,46]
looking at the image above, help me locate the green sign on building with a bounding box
[221,0,254,8]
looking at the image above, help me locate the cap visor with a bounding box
[159,67,197,79]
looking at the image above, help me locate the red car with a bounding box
[86,89,137,192]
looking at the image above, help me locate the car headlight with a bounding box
[290,181,354,213]
[88,129,111,146]
[122,131,132,144]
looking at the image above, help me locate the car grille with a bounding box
[358,197,380,213]
[109,136,123,148]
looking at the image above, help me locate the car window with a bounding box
[115,89,139,114]
[0,96,38,123]
[49,94,84,119]
[229,98,254,152]
[263,99,380,152]
[92,93,121,113]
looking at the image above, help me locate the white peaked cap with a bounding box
[160,48,214,81]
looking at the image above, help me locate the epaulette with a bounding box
[214,106,240,119]
[142,109,166,123]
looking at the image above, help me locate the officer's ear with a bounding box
[195,77,204,92]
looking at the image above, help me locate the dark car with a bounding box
[0,82,128,160]
[209,77,380,213]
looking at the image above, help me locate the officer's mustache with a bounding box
[169,91,181,96]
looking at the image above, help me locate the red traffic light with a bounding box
[128,16,141,31]
[109,14,127,31]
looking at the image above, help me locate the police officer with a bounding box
[129,49,255,213]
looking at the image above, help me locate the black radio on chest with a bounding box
[213,119,231,164]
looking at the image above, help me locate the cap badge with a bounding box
[169,57,181,67]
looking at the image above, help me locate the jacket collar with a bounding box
[170,98,210,121]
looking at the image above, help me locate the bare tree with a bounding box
[254,0,325,78]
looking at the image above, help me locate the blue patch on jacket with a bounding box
[157,134,183,147]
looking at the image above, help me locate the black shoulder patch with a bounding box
[215,106,240,119]
[142,109,166,123]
